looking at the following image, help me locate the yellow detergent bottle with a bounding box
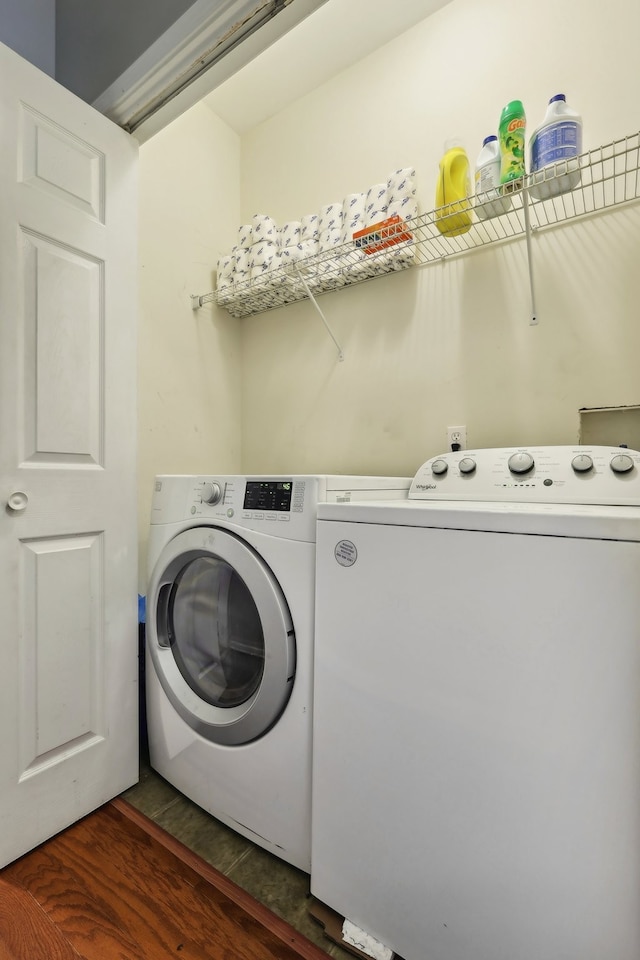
[435,142,472,236]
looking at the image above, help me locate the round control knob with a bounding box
[571,454,594,473]
[201,481,222,504]
[431,459,448,476]
[459,457,476,475]
[508,452,535,475]
[610,453,634,475]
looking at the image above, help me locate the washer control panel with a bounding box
[410,446,640,505]
[150,474,411,540]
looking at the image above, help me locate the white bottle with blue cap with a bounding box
[529,93,582,200]
[474,135,512,220]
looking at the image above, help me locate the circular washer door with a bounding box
[147,526,295,745]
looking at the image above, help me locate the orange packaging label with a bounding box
[352,215,413,255]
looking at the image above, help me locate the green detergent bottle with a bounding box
[499,100,526,190]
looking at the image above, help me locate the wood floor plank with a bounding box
[1,802,329,960]
[112,798,327,959]
[0,878,81,960]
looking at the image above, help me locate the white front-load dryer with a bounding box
[146,473,410,871]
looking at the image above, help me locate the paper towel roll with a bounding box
[343,248,376,280]
[365,182,388,224]
[233,247,251,291]
[282,241,318,280]
[268,253,288,288]
[298,237,318,258]
[250,266,270,286]
[390,243,416,270]
[317,268,346,292]
[387,196,418,220]
[217,288,235,306]
[280,221,302,246]
[249,240,278,269]
[251,213,278,243]
[279,244,304,264]
[387,180,417,206]
[342,192,366,240]
[217,254,234,280]
[318,230,342,252]
[237,223,253,248]
[318,203,343,234]
[300,213,320,240]
[387,166,416,191]
[216,255,236,305]
[233,247,251,273]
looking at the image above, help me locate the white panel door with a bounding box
[0,41,139,867]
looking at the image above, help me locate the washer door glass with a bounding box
[170,555,264,709]
[148,526,295,746]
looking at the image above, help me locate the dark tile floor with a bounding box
[120,755,353,959]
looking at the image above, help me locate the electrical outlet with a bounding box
[447,425,467,450]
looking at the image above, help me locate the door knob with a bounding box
[7,491,28,512]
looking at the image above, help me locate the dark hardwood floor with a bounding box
[0,799,330,960]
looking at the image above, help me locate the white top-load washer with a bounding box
[311,447,640,960]
[145,473,410,872]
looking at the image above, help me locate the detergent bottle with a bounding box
[498,100,526,190]
[435,141,472,236]
[529,93,582,200]
[474,135,512,220]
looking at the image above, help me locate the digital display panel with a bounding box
[244,480,293,512]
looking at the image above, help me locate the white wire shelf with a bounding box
[193,131,640,320]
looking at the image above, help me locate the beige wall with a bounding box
[237,0,640,477]
[137,0,640,590]
[137,102,243,588]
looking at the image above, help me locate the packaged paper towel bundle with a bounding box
[349,170,417,275]
[364,182,389,226]
[341,191,376,280]
[362,181,394,275]
[386,167,417,270]
[363,182,387,276]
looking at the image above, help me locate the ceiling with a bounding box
[204,0,453,134]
